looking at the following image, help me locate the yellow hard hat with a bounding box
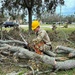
[32,20,40,30]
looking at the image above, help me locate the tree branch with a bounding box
[0,40,25,44]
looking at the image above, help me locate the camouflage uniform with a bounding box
[32,28,51,51]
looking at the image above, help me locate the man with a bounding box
[32,20,56,56]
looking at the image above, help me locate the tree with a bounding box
[41,12,61,24]
[1,0,64,31]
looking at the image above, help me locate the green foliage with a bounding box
[18,69,28,75]
[57,68,75,75]
[57,27,75,34]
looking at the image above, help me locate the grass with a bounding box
[57,27,75,34]
[57,68,75,75]
[0,63,31,75]
[0,24,75,75]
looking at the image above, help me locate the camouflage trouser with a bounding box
[39,44,50,51]
[42,44,56,57]
[43,44,52,51]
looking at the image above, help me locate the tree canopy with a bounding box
[0,0,64,31]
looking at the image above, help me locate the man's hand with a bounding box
[23,43,32,51]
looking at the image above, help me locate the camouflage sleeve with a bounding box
[32,30,46,44]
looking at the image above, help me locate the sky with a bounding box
[56,0,75,15]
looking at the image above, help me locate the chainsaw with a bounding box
[19,33,43,55]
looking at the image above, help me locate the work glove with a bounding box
[32,39,38,45]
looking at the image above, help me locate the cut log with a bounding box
[54,57,68,61]
[0,44,56,66]
[1,43,75,72]
[68,51,75,58]
[54,60,75,72]
[56,45,75,53]
[56,49,69,54]
[56,45,75,58]
[12,47,56,66]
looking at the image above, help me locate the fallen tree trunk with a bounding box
[0,40,25,44]
[56,45,75,58]
[0,43,56,66]
[68,51,75,58]
[56,45,75,53]
[0,43,66,61]
[0,40,57,57]
[10,48,56,66]
[0,43,11,47]
[54,60,75,72]
[1,43,75,71]
[55,49,69,54]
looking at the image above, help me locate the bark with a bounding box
[0,44,68,64]
[28,8,32,31]
[1,43,75,71]
[56,45,75,58]
[0,43,11,47]
[0,40,25,44]
[8,45,67,62]
[0,46,10,50]
[0,58,3,62]
[12,47,56,66]
[68,51,75,58]
[1,51,10,56]
[0,43,56,66]
[56,49,69,54]
[54,60,75,72]
[56,45,75,53]
[0,39,57,57]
